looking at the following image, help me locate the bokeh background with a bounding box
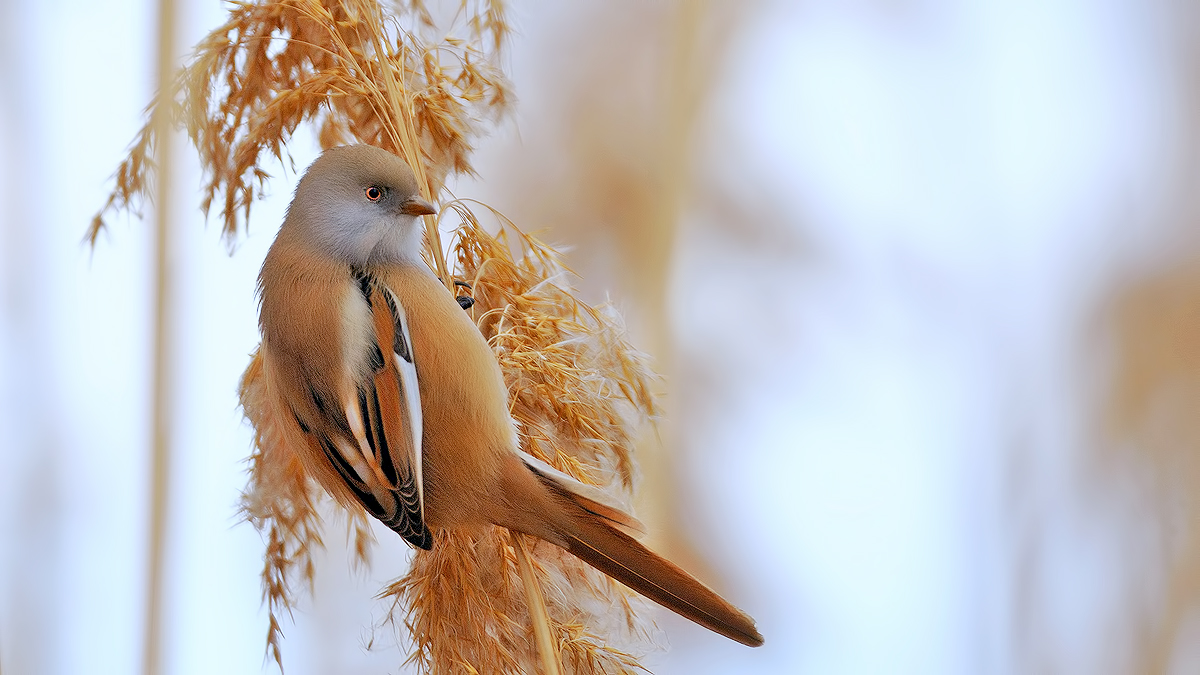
[4,0,1200,673]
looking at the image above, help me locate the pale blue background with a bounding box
[1,1,1193,673]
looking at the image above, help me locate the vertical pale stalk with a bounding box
[634,0,710,562]
[143,0,178,673]
[510,532,562,675]
[357,2,452,291]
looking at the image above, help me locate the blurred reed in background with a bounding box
[471,0,804,583]
[1101,257,1200,672]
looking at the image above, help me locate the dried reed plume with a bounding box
[91,0,659,672]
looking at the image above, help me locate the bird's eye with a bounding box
[365,186,385,202]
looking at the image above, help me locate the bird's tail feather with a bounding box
[535,476,764,647]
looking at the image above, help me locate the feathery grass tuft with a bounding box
[94,1,661,672]
[90,0,509,282]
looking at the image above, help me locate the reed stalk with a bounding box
[142,0,178,673]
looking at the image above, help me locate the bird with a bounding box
[255,143,763,648]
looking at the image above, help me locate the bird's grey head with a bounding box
[284,145,436,265]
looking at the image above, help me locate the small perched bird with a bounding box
[256,144,763,648]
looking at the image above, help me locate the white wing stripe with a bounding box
[345,396,375,463]
[385,287,425,515]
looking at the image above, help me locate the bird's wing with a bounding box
[298,270,430,550]
[519,453,646,537]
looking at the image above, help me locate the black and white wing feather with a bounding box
[314,269,430,549]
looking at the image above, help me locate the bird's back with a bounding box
[377,263,521,530]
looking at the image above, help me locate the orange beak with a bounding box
[399,197,437,216]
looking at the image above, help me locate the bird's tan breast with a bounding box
[258,242,369,398]
[257,239,383,510]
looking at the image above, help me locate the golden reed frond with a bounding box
[89,0,509,256]
[93,1,661,673]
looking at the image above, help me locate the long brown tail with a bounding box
[538,477,764,647]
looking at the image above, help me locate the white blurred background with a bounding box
[4,1,1200,673]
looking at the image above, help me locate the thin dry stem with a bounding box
[143,1,179,674]
[512,531,562,675]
